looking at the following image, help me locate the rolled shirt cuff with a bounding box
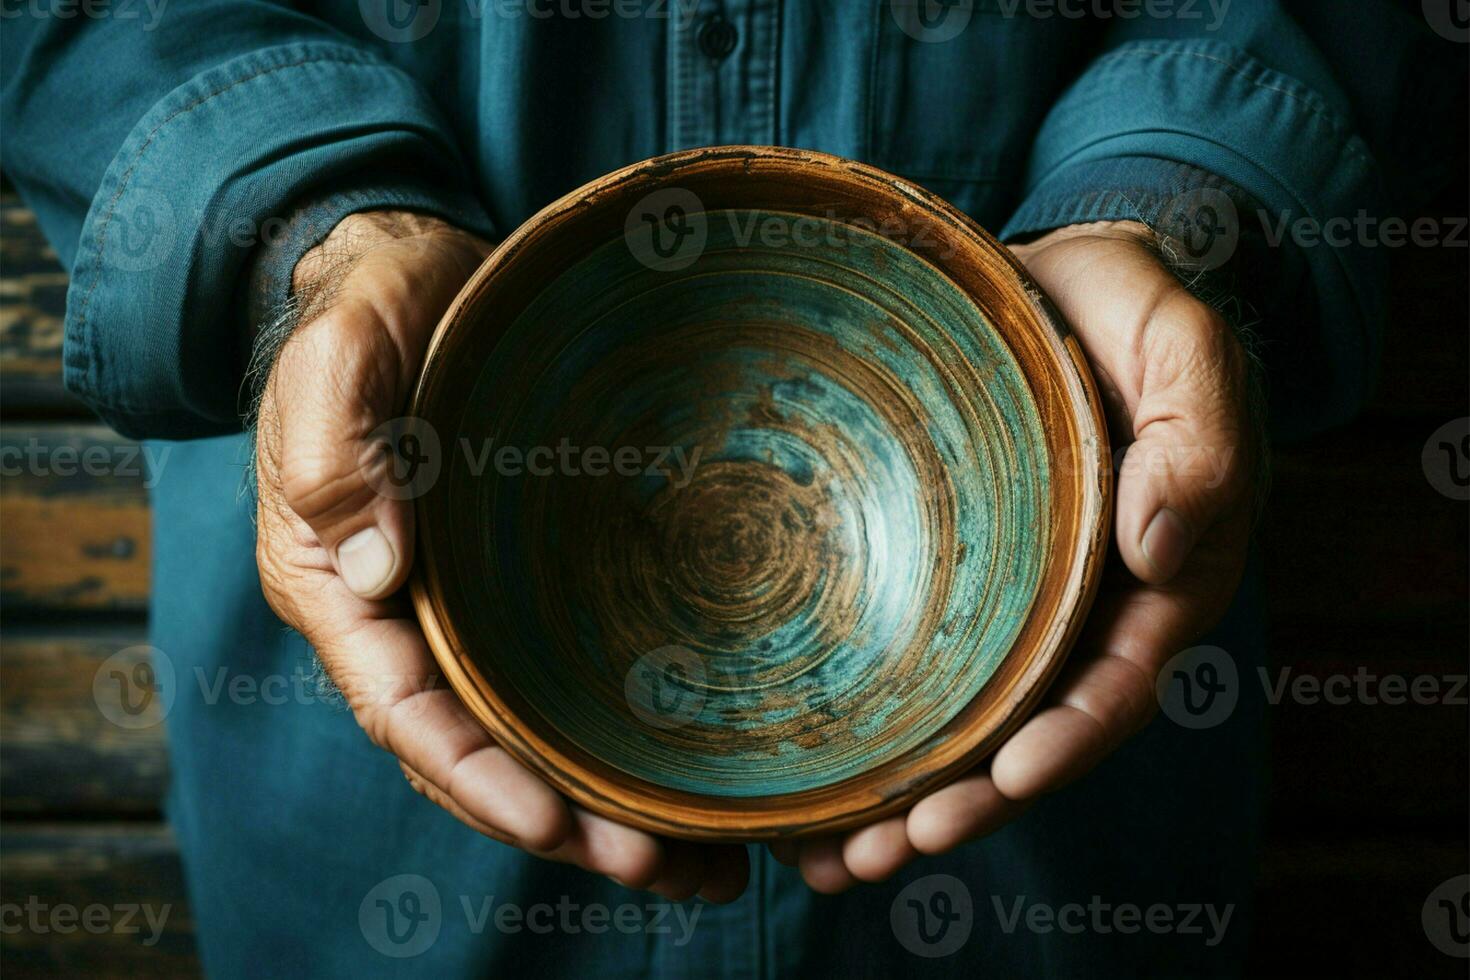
[63,41,494,439]
[999,39,1387,438]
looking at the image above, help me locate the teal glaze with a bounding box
[450,210,1050,797]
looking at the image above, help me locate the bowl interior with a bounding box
[437,207,1051,797]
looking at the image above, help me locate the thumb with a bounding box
[1115,303,1252,585]
[270,294,427,600]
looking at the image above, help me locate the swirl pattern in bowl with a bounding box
[410,147,1110,839]
[458,210,1049,797]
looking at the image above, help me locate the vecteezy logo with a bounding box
[1156,645,1239,730]
[1423,0,1470,43]
[101,187,177,273]
[363,416,442,501]
[624,188,708,272]
[92,646,176,730]
[360,0,441,43]
[624,645,707,730]
[1423,874,1470,958]
[891,874,973,957]
[359,874,442,958]
[890,0,974,43]
[1422,417,1470,501]
[1156,188,1240,273]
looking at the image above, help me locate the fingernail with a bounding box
[337,526,395,596]
[1142,507,1192,580]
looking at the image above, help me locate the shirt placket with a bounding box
[650,849,767,980]
[658,7,780,976]
[667,0,780,151]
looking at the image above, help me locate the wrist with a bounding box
[1022,220,1155,249]
[291,210,471,295]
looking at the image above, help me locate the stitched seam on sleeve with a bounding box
[1089,45,1367,160]
[72,52,414,346]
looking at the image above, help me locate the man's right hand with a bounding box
[253,210,750,902]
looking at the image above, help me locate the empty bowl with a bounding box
[409,146,1110,841]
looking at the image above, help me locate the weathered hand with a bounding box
[775,220,1258,890]
[253,211,749,902]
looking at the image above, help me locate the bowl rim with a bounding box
[408,145,1112,841]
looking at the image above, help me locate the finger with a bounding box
[1115,298,1250,584]
[988,657,1148,802]
[767,839,799,867]
[644,840,706,902]
[553,809,668,891]
[698,845,751,904]
[318,610,575,852]
[840,816,915,883]
[797,836,858,894]
[399,761,522,846]
[906,771,1028,855]
[401,760,672,889]
[268,298,420,600]
[990,578,1218,802]
[268,240,480,600]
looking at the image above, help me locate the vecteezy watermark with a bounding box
[468,0,700,21]
[1258,211,1468,250]
[92,646,176,730]
[460,438,699,484]
[0,0,168,30]
[1260,667,1468,709]
[1423,0,1469,43]
[1423,874,1470,958]
[360,0,700,43]
[1117,443,1235,488]
[97,185,178,272]
[1156,646,1469,729]
[92,645,455,728]
[360,875,442,958]
[1046,440,1237,493]
[890,0,974,43]
[364,416,444,501]
[623,645,708,730]
[1156,188,1241,272]
[358,874,702,958]
[1422,417,1470,501]
[624,187,957,272]
[993,0,1230,28]
[1156,645,1239,730]
[0,897,171,947]
[625,188,710,272]
[0,437,170,486]
[92,193,349,274]
[992,894,1234,947]
[890,0,1230,43]
[359,0,441,43]
[363,417,703,500]
[891,874,974,958]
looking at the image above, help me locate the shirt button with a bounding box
[697,15,738,60]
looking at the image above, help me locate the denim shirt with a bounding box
[3,1,1453,442]
[0,3,1456,978]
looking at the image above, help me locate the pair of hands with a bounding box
[254,210,1254,903]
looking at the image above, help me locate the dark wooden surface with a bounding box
[1,174,1465,975]
[1,190,197,977]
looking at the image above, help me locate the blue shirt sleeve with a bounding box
[1,9,494,438]
[999,2,1423,439]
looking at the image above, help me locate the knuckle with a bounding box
[354,702,395,754]
[254,526,303,626]
[399,762,436,803]
[278,448,378,525]
[1064,654,1157,738]
[616,846,665,891]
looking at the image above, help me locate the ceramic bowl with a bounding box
[409,146,1110,841]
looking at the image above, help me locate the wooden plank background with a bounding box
[1,174,1465,976]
